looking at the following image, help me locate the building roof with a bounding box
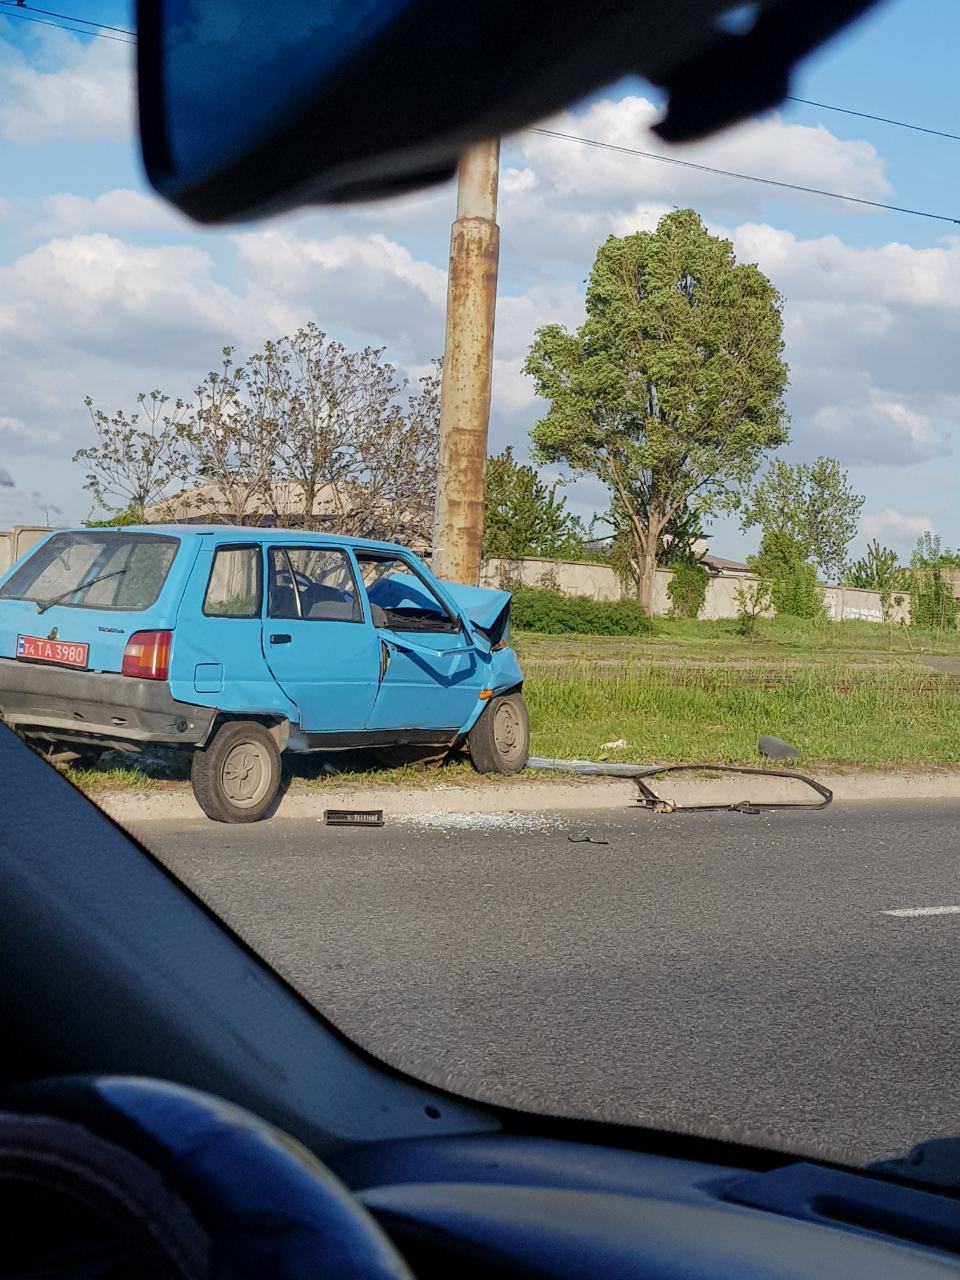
[700,552,750,575]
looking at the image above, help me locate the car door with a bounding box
[261,543,380,734]
[355,550,483,732]
[167,541,295,717]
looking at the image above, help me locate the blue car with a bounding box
[0,526,527,821]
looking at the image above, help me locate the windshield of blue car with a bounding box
[0,533,179,612]
[356,554,460,632]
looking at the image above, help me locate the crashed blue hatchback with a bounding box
[0,527,527,821]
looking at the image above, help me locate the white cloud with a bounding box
[474,95,891,272]
[718,224,960,468]
[0,233,244,358]
[860,509,933,543]
[0,31,132,143]
[0,234,249,491]
[35,189,185,236]
[516,97,889,209]
[803,394,950,466]
[329,93,892,274]
[234,228,450,361]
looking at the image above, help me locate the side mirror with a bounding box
[136,0,881,223]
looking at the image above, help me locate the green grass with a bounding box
[67,764,167,791]
[524,660,960,767]
[516,615,960,668]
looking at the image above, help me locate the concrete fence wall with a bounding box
[0,526,53,577]
[0,533,910,624]
[480,556,910,624]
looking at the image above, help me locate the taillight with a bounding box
[122,630,172,680]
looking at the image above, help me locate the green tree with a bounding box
[75,390,191,523]
[846,540,905,618]
[83,506,144,528]
[483,447,587,559]
[525,209,788,607]
[741,456,864,583]
[910,532,959,629]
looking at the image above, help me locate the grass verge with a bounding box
[64,652,960,795]
[524,660,960,767]
[516,616,960,667]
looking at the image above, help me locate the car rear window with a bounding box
[204,546,262,617]
[0,532,179,612]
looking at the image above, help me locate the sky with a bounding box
[1,0,959,565]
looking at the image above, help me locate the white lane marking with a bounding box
[882,905,960,918]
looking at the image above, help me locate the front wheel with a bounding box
[191,721,282,823]
[467,691,530,774]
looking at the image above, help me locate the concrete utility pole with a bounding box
[432,138,500,584]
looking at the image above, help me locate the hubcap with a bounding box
[493,701,524,760]
[221,740,272,807]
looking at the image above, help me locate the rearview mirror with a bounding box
[137,0,881,224]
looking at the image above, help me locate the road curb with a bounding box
[89,768,960,825]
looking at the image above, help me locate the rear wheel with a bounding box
[190,721,282,823]
[467,691,530,774]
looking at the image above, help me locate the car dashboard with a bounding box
[334,1133,960,1279]
[2,726,959,1279]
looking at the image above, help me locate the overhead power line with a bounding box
[527,126,960,226]
[785,95,960,144]
[7,2,135,36]
[0,2,136,44]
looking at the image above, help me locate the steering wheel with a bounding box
[1,1076,413,1279]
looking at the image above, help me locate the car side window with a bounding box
[203,546,262,617]
[354,553,459,633]
[267,547,361,622]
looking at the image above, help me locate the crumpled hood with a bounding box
[439,580,511,632]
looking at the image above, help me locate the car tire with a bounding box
[467,691,530,774]
[190,721,282,823]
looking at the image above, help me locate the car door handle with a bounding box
[269,633,292,645]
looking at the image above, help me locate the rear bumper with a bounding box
[0,657,216,748]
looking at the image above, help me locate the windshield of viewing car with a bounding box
[8,0,960,1173]
[0,533,179,612]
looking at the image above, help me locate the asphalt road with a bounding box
[141,799,960,1168]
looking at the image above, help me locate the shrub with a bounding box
[734,578,772,637]
[770,560,823,618]
[750,530,823,620]
[510,587,652,635]
[667,561,709,619]
[910,533,959,629]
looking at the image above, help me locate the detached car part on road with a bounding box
[0,527,529,821]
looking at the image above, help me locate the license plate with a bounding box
[16,635,90,669]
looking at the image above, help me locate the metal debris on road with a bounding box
[758,735,799,761]
[528,756,832,815]
[324,809,385,827]
[568,836,610,845]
